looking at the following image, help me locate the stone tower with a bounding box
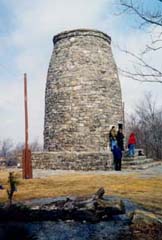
[44,29,123,152]
[34,29,123,170]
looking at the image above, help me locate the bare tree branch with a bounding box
[120,0,162,26]
[117,45,162,83]
[142,45,162,54]
[119,69,162,83]
[116,0,162,83]
[120,48,162,75]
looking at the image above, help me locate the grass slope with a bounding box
[0,169,162,214]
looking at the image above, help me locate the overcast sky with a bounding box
[0,0,162,145]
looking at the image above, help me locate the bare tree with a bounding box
[126,92,162,159]
[29,138,43,152]
[0,138,13,159]
[8,142,24,166]
[117,0,162,83]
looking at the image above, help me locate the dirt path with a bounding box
[31,165,162,178]
[4,164,162,179]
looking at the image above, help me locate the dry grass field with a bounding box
[0,169,162,214]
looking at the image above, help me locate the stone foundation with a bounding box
[32,151,112,171]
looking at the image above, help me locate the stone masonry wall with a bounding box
[32,151,112,171]
[44,29,123,152]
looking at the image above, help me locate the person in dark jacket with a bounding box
[116,128,124,151]
[112,145,122,171]
[128,132,136,157]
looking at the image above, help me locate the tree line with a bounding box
[1,92,162,163]
[0,139,43,166]
[126,93,162,160]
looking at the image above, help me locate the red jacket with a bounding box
[128,133,136,145]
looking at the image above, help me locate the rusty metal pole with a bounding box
[24,73,28,152]
[22,73,32,179]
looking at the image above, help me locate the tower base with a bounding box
[32,151,112,171]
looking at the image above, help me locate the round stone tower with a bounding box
[44,29,123,155]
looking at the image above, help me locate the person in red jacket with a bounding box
[128,132,136,157]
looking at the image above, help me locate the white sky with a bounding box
[0,0,162,145]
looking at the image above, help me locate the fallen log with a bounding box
[39,187,125,222]
[0,188,125,223]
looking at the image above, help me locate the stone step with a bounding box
[123,156,146,161]
[124,152,145,158]
[122,158,153,166]
[122,161,162,170]
[123,149,145,157]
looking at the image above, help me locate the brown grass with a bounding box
[0,169,162,213]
